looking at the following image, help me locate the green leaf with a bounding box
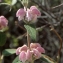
[2,49,16,56]
[41,54,57,63]
[11,0,17,5]
[24,25,36,41]
[3,0,17,5]
[12,56,21,63]
[0,32,7,46]
[3,0,11,4]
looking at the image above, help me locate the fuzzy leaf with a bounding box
[41,54,57,63]
[24,25,36,41]
[12,56,21,63]
[11,0,17,5]
[2,49,16,56]
[0,32,6,46]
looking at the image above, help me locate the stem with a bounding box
[27,31,30,48]
[50,26,62,63]
[0,53,4,63]
[15,21,26,31]
[51,3,63,9]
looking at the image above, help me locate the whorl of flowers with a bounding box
[16,43,45,63]
[16,6,41,23]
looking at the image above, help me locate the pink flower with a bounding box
[16,43,45,63]
[30,43,45,53]
[30,43,41,48]
[30,6,41,16]
[37,47,45,53]
[26,49,32,61]
[33,49,41,59]
[16,47,21,55]
[19,45,28,52]
[16,45,28,55]
[16,8,26,21]
[26,9,33,21]
[0,16,8,30]
[16,6,41,23]
[19,51,27,63]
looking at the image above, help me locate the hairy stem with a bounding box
[27,31,30,48]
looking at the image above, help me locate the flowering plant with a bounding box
[0,0,62,63]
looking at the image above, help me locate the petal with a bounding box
[19,51,27,63]
[33,49,41,59]
[18,16,24,21]
[37,47,45,53]
[30,6,41,16]
[19,45,28,52]
[26,49,32,61]
[30,43,41,49]
[26,9,33,21]
[0,16,8,27]
[16,8,25,21]
[16,47,21,55]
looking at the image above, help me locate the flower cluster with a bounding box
[16,43,45,63]
[0,16,8,30]
[16,6,41,23]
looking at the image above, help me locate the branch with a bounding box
[50,26,62,63]
[15,21,26,31]
[51,3,63,9]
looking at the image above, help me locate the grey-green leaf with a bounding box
[2,49,16,56]
[24,25,36,41]
[0,32,6,46]
[12,56,21,63]
[41,54,57,63]
[11,0,17,5]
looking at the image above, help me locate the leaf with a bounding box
[3,0,12,4]
[24,25,36,41]
[12,56,21,63]
[0,3,11,15]
[2,49,16,56]
[11,0,17,5]
[0,32,7,46]
[3,0,17,5]
[41,54,57,63]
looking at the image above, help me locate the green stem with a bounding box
[27,31,30,48]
